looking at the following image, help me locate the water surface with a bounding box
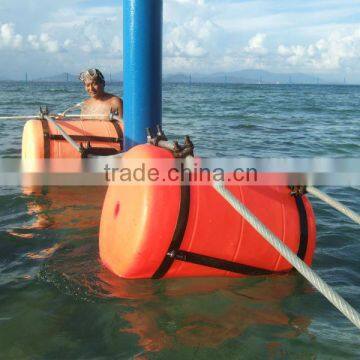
[0,82,359,358]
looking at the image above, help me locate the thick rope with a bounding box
[0,115,36,120]
[44,116,81,153]
[0,114,111,120]
[213,181,360,330]
[307,186,360,225]
[0,114,121,122]
[0,102,118,121]
[60,102,83,116]
[61,114,108,118]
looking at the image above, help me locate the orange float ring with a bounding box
[99,144,316,279]
[22,118,123,159]
[21,117,123,194]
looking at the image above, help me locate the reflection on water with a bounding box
[26,243,61,260]
[106,275,311,353]
[1,182,356,358]
[9,186,106,235]
[19,186,314,356]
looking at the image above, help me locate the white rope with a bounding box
[213,181,360,330]
[44,116,81,153]
[0,114,120,121]
[60,102,83,116]
[307,186,360,225]
[0,101,113,121]
[60,114,113,120]
[0,115,36,120]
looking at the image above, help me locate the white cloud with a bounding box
[278,28,360,70]
[164,0,213,26]
[278,44,291,56]
[165,17,214,58]
[185,40,206,57]
[40,6,122,57]
[245,33,268,55]
[27,33,60,53]
[63,39,72,48]
[27,35,40,50]
[111,36,122,54]
[277,44,306,66]
[1,1,360,81]
[0,23,23,49]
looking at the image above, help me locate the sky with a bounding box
[1,0,360,82]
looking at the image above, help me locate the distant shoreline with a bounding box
[1,69,354,85]
[0,80,358,86]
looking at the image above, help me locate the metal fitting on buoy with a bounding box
[289,185,307,197]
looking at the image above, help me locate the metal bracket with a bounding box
[42,106,49,115]
[39,106,49,120]
[146,125,168,145]
[109,107,119,121]
[147,125,194,158]
[290,185,307,197]
[79,141,118,158]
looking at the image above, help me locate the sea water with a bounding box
[0,81,359,358]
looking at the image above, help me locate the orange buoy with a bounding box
[99,144,316,279]
[22,118,123,159]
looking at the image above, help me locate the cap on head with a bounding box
[79,68,105,85]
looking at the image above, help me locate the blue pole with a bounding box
[123,0,163,150]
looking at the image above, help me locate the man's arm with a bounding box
[111,97,123,118]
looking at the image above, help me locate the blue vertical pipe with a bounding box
[123,0,163,150]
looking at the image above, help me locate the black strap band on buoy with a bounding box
[80,147,120,157]
[161,197,310,276]
[40,118,50,158]
[294,196,309,261]
[40,120,123,157]
[111,120,124,149]
[48,134,121,144]
[153,178,310,278]
[167,250,275,276]
[153,174,278,278]
[152,174,191,279]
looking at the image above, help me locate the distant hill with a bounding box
[24,69,329,84]
[164,70,323,84]
[164,74,191,83]
[34,72,123,83]
[35,73,78,82]
[230,69,321,84]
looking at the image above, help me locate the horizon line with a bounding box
[0,80,358,86]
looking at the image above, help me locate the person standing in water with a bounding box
[79,69,123,118]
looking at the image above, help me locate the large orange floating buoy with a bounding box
[22,118,123,159]
[21,117,123,195]
[99,144,316,279]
